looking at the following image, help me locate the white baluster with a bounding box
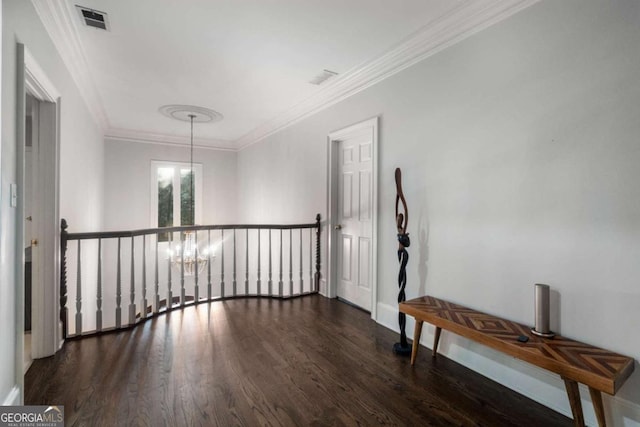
[232,229,237,296]
[141,235,148,319]
[299,229,304,295]
[257,229,261,295]
[129,237,136,325]
[96,239,102,331]
[116,237,122,328]
[154,234,160,313]
[289,229,293,297]
[207,229,212,300]
[75,240,82,335]
[309,228,313,294]
[245,229,249,295]
[268,230,273,296]
[167,233,173,311]
[194,231,199,302]
[220,229,225,298]
[180,231,185,306]
[279,230,283,297]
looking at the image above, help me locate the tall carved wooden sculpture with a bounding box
[394,168,411,356]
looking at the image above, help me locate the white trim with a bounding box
[327,117,378,319]
[24,50,60,102]
[22,46,62,359]
[15,44,27,407]
[326,138,338,300]
[607,395,640,427]
[318,278,328,297]
[236,0,540,149]
[105,128,236,152]
[375,302,398,330]
[30,0,108,130]
[2,386,21,406]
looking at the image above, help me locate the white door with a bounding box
[336,127,374,311]
[24,95,37,372]
[27,98,60,358]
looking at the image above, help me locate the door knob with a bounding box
[26,216,32,221]
[334,224,342,230]
[31,239,38,246]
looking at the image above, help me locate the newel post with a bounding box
[60,219,69,339]
[314,214,321,292]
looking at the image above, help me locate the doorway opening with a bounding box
[327,117,378,318]
[17,45,62,404]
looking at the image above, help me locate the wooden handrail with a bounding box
[60,215,322,339]
[66,221,319,241]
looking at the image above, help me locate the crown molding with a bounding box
[31,0,109,131]
[105,128,237,152]
[32,0,539,151]
[236,0,540,150]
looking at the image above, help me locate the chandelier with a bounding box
[170,230,208,276]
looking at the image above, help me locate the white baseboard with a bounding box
[376,302,640,427]
[2,385,21,406]
[319,279,328,297]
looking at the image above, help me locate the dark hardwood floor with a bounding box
[25,296,572,426]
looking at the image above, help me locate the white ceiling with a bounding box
[33,0,538,150]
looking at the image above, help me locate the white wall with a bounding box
[2,0,105,403]
[238,126,326,225]
[103,139,237,231]
[237,0,640,424]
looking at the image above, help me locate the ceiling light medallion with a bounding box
[158,105,223,124]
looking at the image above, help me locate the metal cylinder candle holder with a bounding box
[531,283,555,338]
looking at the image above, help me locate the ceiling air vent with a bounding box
[75,5,110,31]
[309,69,338,85]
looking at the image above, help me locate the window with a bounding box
[151,161,203,239]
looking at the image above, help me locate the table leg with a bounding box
[563,378,585,427]
[411,320,423,365]
[588,387,606,427]
[433,326,442,358]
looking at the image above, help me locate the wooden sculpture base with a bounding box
[393,342,412,357]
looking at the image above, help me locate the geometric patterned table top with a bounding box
[400,295,635,395]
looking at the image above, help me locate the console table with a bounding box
[400,295,635,427]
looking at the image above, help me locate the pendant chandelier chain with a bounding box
[189,113,195,225]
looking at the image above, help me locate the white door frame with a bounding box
[327,117,379,320]
[17,44,62,374]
